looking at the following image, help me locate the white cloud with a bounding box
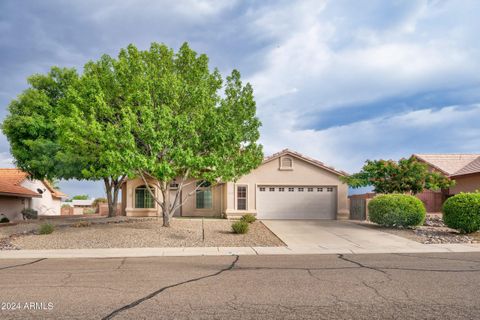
[260,105,480,173]
[248,0,480,112]
[242,0,480,175]
[0,152,14,168]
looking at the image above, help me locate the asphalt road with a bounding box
[1,253,480,319]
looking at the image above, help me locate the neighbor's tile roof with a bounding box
[453,156,480,176]
[263,149,349,176]
[0,168,40,197]
[413,154,480,176]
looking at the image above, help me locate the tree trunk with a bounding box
[103,176,125,218]
[161,182,171,227]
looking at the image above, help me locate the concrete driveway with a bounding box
[262,220,429,253]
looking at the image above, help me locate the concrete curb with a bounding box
[1,243,480,259]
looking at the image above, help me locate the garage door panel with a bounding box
[256,186,336,219]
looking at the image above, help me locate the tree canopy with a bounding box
[3,42,263,226]
[84,42,263,226]
[342,156,454,194]
[1,67,82,180]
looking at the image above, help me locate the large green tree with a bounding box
[3,42,263,225]
[58,54,134,217]
[1,67,82,180]
[116,42,263,226]
[342,156,454,194]
[2,66,128,217]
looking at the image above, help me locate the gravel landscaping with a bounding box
[359,215,479,244]
[0,217,284,250]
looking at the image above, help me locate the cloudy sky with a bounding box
[1,0,480,198]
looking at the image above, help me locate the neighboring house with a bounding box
[121,149,350,220]
[414,154,480,212]
[0,168,67,221]
[70,199,96,215]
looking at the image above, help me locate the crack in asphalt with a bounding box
[338,254,388,274]
[101,255,240,320]
[0,258,46,271]
[116,257,127,270]
[337,254,480,273]
[392,253,480,264]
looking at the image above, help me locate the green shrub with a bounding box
[39,223,55,235]
[240,214,256,224]
[443,193,480,233]
[83,208,96,215]
[0,216,10,223]
[21,208,38,220]
[368,194,425,227]
[231,220,249,234]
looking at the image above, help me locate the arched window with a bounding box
[281,157,293,169]
[135,185,155,208]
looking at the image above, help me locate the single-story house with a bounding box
[0,168,67,221]
[414,154,480,212]
[68,199,96,215]
[121,149,350,220]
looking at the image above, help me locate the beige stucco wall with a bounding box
[449,173,480,194]
[20,179,62,216]
[225,155,349,219]
[0,196,29,221]
[122,154,349,219]
[123,177,223,218]
[226,155,349,217]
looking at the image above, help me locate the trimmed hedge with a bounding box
[232,221,249,234]
[368,194,425,227]
[443,193,480,233]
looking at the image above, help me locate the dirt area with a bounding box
[359,215,479,244]
[0,217,284,250]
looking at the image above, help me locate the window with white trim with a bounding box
[288,187,294,192]
[298,187,304,192]
[259,187,266,192]
[279,187,285,192]
[308,187,313,192]
[327,187,333,192]
[237,186,247,210]
[269,187,275,192]
[317,187,323,192]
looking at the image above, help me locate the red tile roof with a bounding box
[0,169,40,197]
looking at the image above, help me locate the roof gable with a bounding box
[262,149,348,176]
[452,156,480,176]
[413,154,480,176]
[0,168,40,197]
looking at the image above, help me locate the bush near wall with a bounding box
[443,193,480,233]
[232,221,249,234]
[368,194,426,227]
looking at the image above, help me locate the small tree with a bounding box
[72,195,90,200]
[343,156,454,194]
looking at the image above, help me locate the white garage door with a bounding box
[256,186,337,219]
